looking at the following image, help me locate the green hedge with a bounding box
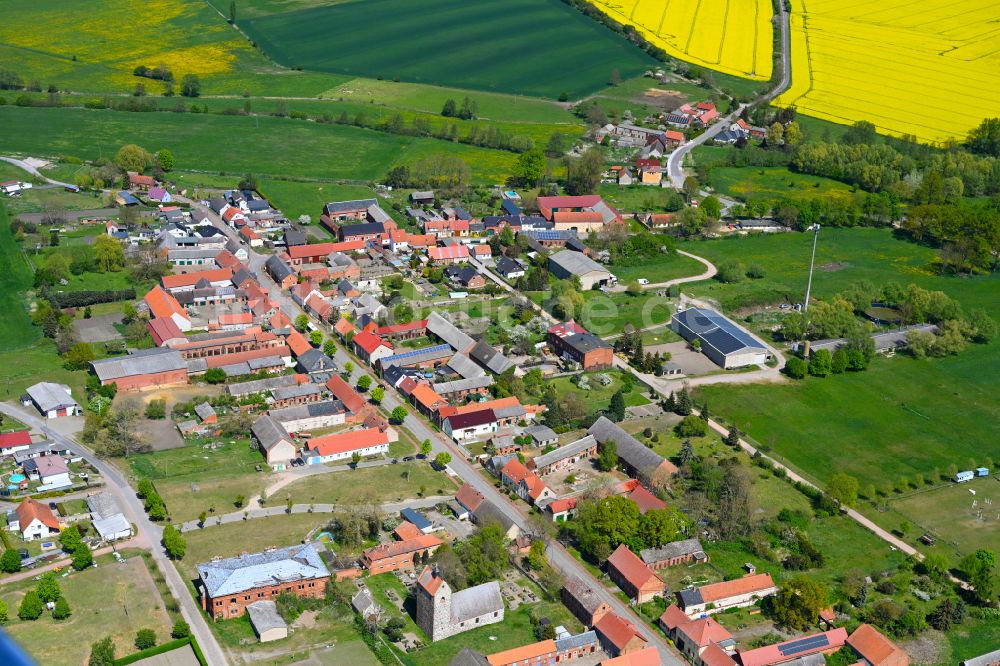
[113,636,207,666]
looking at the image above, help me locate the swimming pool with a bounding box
[8,474,25,483]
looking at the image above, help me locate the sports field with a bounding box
[241,0,656,98]
[775,0,1000,142]
[587,0,773,80]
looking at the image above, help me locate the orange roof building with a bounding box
[606,544,666,603]
[144,285,191,332]
[13,498,61,540]
[487,640,557,666]
[847,624,909,666]
[677,573,777,617]
[394,521,423,541]
[600,646,662,666]
[362,534,442,574]
[594,612,648,657]
[161,268,233,292]
[305,428,389,462]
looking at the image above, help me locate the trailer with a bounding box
[976,467,990,477]
[955,470,975,483]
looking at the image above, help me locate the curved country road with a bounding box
[667,2,792,189]
[607,249,717,292]
[0,156,76,189]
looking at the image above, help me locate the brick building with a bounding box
[197,544,330,621]
[547,321,614,370]
[90,348,188,391]
[607,544,666,604]
[562,576,613,628]
[362,535,442,574]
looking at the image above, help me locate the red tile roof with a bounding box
[427,245,470,261]
[147,317,185,346]
[376,320,428,336]
[161,268,233,290]
[699,573,776,603]
[0,431,31,449]
[394,521,423,541]
[546,497,577,514]
[455,483,485,513]
[537,195,602,210]
[307,428,388,457]
[202,346,290,369]
[600,646,661,666]
[629,486,666,514]
[659,603,689,632]
[607,544,662,593]
[487,640,557,666]
[665,130,685,142]
[16,498,60,531]
[364,534,442,562]
[239,226,260,240]
[676,617,732,648]
[740,628,847,666]
[410,384,446,412]
[286,329,312,357]
[699,643,737,666]
[144,286,189,322]
[501,458,531,484]
[325,375,366,414]
[594,612,646,652]
[334,318,356,337]
[416,564,445,595]
[553,211,604,224]
[353,330,392,355]
[847,624,909,666]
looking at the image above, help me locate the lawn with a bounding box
[1,556,172,666]
[0,106,517,185]
[283,462,457,506]
[578,290,677,337]
[0,203,40,350]
[599,183,683,213]
[611,250,708,286]
[127,436,272,523]
[709,166,860,205]
[549,370,651,416]
[241,0,655,100]
[678,227,999,312]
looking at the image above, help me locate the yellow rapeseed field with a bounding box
[587,0,774,80]
[776,0,1000,143]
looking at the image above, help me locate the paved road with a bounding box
[0,156,76,189]
[606,249,718,292]
[0,402,230,666]
[0,536,146,584]
[194,218,687,664]
[666,3,792,190]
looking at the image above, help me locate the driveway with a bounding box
[647,341,719,376]
[72,313,123,343]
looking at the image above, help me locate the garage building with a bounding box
[547,250,617,290]
[670,307,769,369]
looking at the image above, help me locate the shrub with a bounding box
[135,628,157,650]
[784,357,807,379]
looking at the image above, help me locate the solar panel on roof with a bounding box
[778,634,830,657]
[386,344,451,362]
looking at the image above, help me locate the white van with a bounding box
[637,278,649,285]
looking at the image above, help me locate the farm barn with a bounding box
[671,307,770,369]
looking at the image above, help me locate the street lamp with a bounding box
[802,224,820,356]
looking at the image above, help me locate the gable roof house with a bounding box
[352,330,395,366]
[738,628,848,666]
[144,285,192,332]
[251,415,297,470]
[25,382,80,419]
[676,573,777,618]
[562,576,613,627]
[606,544,666,603]
[588,417,678,484]
[548,250,617,291]
[594,612,648,657]
[8,498,61,540]
[847,623,910,666]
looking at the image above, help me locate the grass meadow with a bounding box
[682,229,999,492]
[1,556,172,666]
[0,106,517,184]
[241,0,655,99]
[709,166,859,205]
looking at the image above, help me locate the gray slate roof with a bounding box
[469,340,514,375]
[640,538,706,565]
[246,600,288,634]
[271,383,322,402]
[524,425,557,444]
[324,199,377,215]
[448,352,486,379]
[548,250,610,277]
[449,649,490,666]
[427,312,474,352]
[471,499,518,536]
[532,435,596,470]
[588,416,669,480]
[227,374,298,397]
[555,630,598,651]
[198,543,329,598]
[352,588,380,617]
[562,576,607,615]
[265,255,294,282]
[91,348,186,381]
[25,382,78,413]
[450,580,503,623]
[92,513,131,539]
[86,492,122,520]
[269,400,345,424]
[433,375,494,395]
[195,402,216,421]
[251,415,292,453]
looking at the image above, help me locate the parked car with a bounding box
[402,456,415,462]
[48,502,57,511]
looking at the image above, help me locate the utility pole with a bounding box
[802,223,820,357]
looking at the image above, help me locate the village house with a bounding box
[24,382,80,419]
[641,538,708,570]
[302,428,390,464]
[362,534,443,574]
[251,415,297,471]
[427,244,471,265]
[659,605,737,665]
[677,573,778,617]
[601,646,663,666]
[0,431,32,457]
[588,417,678,485]
[486,632,600,666]
[607,544,666,603]
[529,435,598,475]
[197,544,330,621]
[546,321,614,371]
[443,409,498,441]
[562,576,613,627]
[846,623,910,666]
[269,400,346,433]
[7,498,61,541]
[738,628,848,666]
[594,612,649,657]
[537,195,622,232]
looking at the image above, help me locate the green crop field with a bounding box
[241,0,655,99]
[0,106,516,184]
[0,204,39,350]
